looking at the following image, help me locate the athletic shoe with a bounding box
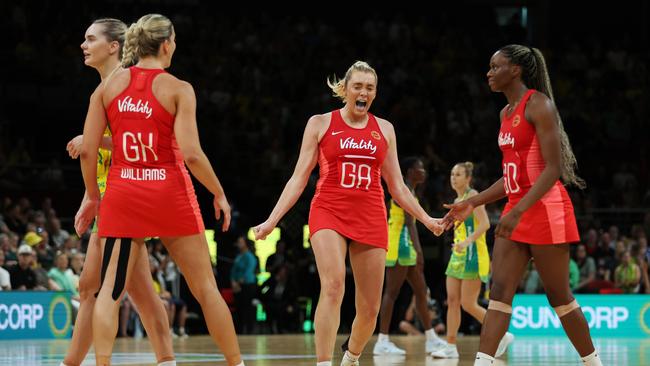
[495,332,514,358]
[373,339,406,355]
[425,337,448,353]
[430,343,459,359]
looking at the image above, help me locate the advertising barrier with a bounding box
[0,291,72,340]
[509,294,650,337]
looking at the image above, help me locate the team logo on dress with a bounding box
[512,115,521,127]
[371,131,381,140]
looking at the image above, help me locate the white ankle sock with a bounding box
[474,352,495,365]
[316,361,332,366]
[378,333,389,342]
[425,328,438,340]
[581,350,602,366]
[344,351,359,362]
[158,361,176,366]
[234,362,245,366]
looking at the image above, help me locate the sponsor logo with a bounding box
[498,132,515,148]
[117,96,153,119]
[512,115,521,127]
[339,137,377,154]
[331,131,344,136]
[371,130,381,140]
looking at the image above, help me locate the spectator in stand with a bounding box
[608,226,620,250]
[48,252,80,299]
[230,236,258,334]
[632,239,649,293]
[614,250,640,293]
[260,263,298,334]
[0,250,11,290]
[9,244,39,290]
[48,217,70,248]
[584,229,598,256]
[574,244,596,293]
[398,290,446,337]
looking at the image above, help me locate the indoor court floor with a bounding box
[0,334,646,365]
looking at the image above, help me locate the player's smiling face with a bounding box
[345,71,377,117]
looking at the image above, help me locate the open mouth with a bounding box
[355,100,367,110]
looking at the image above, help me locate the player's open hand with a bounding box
[74,197,98,236]
[213,194,231,232]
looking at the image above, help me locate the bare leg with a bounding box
[62,233,101,366]
[445,277,462,344]
[161,234,242,366]
[93,238,142,366]
[310,229,348,362]
[477,238,530,356]
[460,279,486,323]
[406,262,434,331]
[378,265,408,333]
[346,242,386,355]
[125,242,174,362]
[531,244,596,357]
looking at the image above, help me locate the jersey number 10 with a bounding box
[503,162,521,194]
[340,162,372,190]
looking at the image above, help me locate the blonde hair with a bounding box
[92,18,127,60]
[326,61,378,102]
[122,14,173,68]
[499,44,585,189]
[455,161,474,177]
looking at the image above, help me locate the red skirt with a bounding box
[98,163,204,238]
[309,204,388,250]
[502,182,579,245]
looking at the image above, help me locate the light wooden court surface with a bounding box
[0,334,646,365]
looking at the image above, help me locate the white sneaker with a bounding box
[430,343,459,359]
[373,340,406,355]
[495,332,514,358]
[426,337,448,353]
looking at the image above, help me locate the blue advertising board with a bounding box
[0,291,72,340]
[509,294,650,337]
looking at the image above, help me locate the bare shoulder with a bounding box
[159,73,193,94]
[306,112,332,139]
[526,91,556,123]
[468,189,479,197]
[375,116,395,140]
[102,68,130,104]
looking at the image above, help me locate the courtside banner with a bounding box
[0,291,72,339]
[509,294,650,337]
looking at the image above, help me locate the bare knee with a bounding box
[545,288,573,307]
[191,282,219,305]
[78,275,98,303]
[489,279,515,303]
[321,277,345,304]
[460,298,477,311]
[447,293,461,308]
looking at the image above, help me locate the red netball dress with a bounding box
[98,67,204,237]
[309,109,389,249]
[498,89,580,244]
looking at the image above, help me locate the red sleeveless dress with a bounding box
[499,89,579,244]
[308,109,389,249]
[98,66,204,237]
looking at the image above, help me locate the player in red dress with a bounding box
[443,45,601,366]
[75,14,243,366]
[63,18,174,366]
[254,61,445,366]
